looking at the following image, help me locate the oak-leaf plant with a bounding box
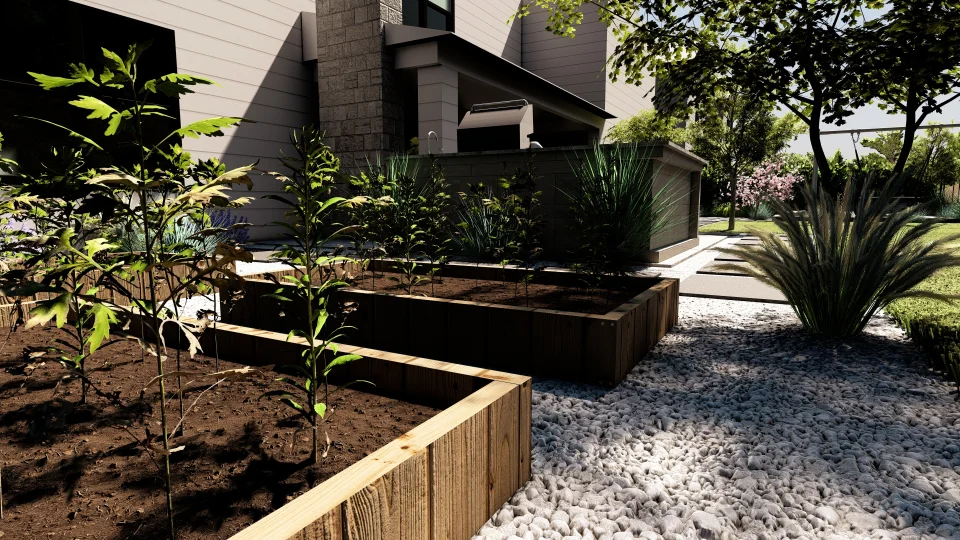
[23,42,256,539]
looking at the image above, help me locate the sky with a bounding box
[786,101,960,159]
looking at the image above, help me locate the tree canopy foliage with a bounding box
[606,109,690,145]
[517,0,960,194]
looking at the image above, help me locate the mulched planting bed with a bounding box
[347,271,639,314]
[0,326,440,539]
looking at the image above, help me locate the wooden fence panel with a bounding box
[447,301,489,367]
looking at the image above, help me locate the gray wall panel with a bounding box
[69,0,316,240]
[455,0,523,64]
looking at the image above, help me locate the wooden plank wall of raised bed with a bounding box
[222,264,680,386]
[142,319,532,540]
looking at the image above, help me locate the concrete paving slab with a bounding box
[697,261,752,276]
[680,274,787,303]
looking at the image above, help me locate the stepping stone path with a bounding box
[474,298,960,540]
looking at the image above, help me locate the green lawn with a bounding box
[882,223,960,373]
[698,220,785,235]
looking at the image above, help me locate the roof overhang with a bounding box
[385,24,615,129]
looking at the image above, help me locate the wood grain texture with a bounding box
[404,361,477,406]
[407,296,448,360]
[532,310,584,379]
[447,301,490,367]
[374,294,410,354]
[487,305,533,373]
[430,401,490,540]
[288,506,342,540]
[584,315,621,386]
[488,384,520,515]
[337,289,376,348]
[230,273,677,386]
[231,381,520,540]
[343,448,428,540]
[519,378,532,486]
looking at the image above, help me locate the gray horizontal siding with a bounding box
[603,28,655,135]
[69,0,316,240]
[521,3,606,108]
[455,0,523,64]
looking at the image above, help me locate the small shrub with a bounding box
[452,160,543,267]
[348,154,450,269]
[735,160,800,220]
[938,202,960,220]
[567,142,686,276]
[263,126,365,465]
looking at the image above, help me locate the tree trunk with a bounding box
[727,170,738,231]
[808,111,833,196]
[892,89,921,179]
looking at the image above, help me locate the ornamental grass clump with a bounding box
[724,177,960,337]
[567,142,686,277]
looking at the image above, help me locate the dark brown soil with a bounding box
[348,272,638,315]
[0,326,440,539]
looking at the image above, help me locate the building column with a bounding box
[417,65,458,154]
[316,0,404,168]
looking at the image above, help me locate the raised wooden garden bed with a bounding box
[182,320,532,540]
[222,261,679,386]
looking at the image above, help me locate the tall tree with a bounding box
[861,131,904,166]
[691,90,804,230]
[516,0,960,194]
[858,0,960,177]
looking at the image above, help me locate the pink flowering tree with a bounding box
[735,160,801,219]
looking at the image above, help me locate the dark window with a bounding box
[0,0,179,175]
[403,0,454,31]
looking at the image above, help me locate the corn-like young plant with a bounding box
[262,126,366,466]
[26,42,255,539]
[723,177,960,336]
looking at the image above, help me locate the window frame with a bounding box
[405,0,454,32]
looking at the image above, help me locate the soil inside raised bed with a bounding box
[345,271,640,314]
[0,326,441,539]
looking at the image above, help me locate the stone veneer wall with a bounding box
[316,0,404,168]
[407,144,704,259]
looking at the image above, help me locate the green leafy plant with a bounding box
[0,133,17,176]
[348,154,449,294]
[453,184,515,263]
[723,177,960,336]
[567,142,686,278]
[24,42,255,539]
[262,126,366,465]
[4,147,125,405]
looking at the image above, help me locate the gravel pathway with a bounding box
[475,298,960,540]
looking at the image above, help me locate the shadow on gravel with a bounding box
[533,307,960,534]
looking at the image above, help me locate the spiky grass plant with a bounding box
[723,178,960,337]
[567,142,687,276]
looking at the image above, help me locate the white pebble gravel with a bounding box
[475,297,960,540]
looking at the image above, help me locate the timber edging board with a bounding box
[223,268,679,387]
[164,320,532,540]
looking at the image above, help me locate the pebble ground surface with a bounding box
[475,297,960,540]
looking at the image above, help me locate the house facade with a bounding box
[2,0,682,245]
[312,0,655,165]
